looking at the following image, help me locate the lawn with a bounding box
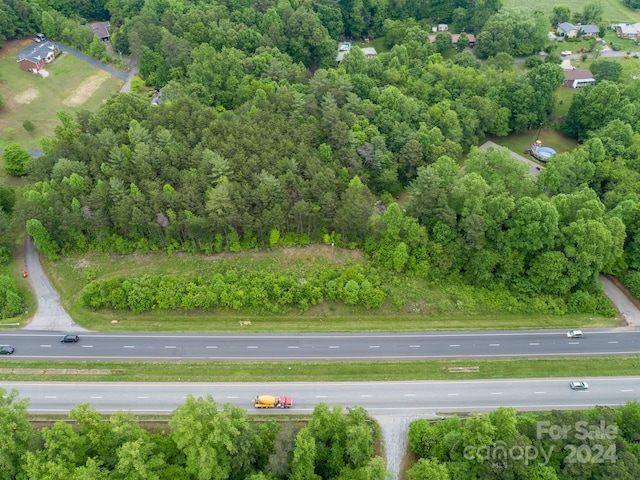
[505,0,640,23]
[0,38,123,151]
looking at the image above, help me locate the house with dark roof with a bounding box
[87,21,110,41]
[16,41,60,73]
[563,68,596,88]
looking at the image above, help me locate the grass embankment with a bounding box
[0,39,122,151]
[36,246,619,333]
[2,356,639,382]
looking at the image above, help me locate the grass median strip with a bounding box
[2,356,639,382]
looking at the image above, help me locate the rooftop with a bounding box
[88,21,110,39]
[17,40,58,63]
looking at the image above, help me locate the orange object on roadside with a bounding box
[22,271,28,277]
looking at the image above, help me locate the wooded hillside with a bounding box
[1,0,640,318]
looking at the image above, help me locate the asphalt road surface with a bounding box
[1,329,639,361]
[4,377,639,415]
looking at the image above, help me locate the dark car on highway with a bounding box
[60,334,80,343]
[0,345,15,354]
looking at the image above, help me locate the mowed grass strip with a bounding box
[1,356,638,382]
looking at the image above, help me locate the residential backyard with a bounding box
[506,0,640,23]
[0,39,123,151]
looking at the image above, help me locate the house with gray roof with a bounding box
[557,22,600,39]
[557,22,579,38]
[87,21,111,41]
[614,23,639,38]
[580,24,600,36]
[17,41,60,73]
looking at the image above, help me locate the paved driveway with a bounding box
[21,237,88,332]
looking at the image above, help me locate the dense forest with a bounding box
[407,402,640,480]
[1,0,640,319]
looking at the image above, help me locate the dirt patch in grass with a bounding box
[63,71,110,106]
[13,87,39,105]
[0,38,34,58]
[201,244,364,268]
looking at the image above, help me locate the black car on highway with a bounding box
[60,334,80,343]
[0,345,15,354]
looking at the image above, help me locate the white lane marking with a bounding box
[247,346,258,349]
[206,346,217,349]
[137,396,149,399]
[621,389,634,392]
[81,345,93,348]
[288,346,299,349]
[123,345,135,348]
[316,395,328,398]
[490,344,500,346]
[409,345,421,348]
[328,346,339,349]
[44,396,56,399]
[227,396,239,399]
[40,345,51,347]
[534,392,546,394]
[529,343,540,346]
[568,342,580,345]
[404,394,416,397]
[449,344,460,347]
[491,392,503,395]
[369,345,380,348]
[164,346,176,349]
[608,341,619,344]
[447,393,460,396]
[91,396,103,399]
[360,394,372,397]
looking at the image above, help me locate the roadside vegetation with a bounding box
[407,403,640,479]
[41,246,617,332]
[0,387,386,480]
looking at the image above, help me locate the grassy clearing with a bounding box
[505,0,640,23]
[0,39,122,151]
[34,246,619,332]
[484,128,579,160]
[2,356,639,382]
